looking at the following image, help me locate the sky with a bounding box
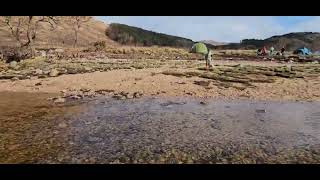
[95,16,320,43]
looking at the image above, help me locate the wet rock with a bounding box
[7,144,20,151]
[87,136,103,142]
[49,69,59,77]
[200,101,207,105]
[95,89,114,95]
[256,109,266,113]
[245,131,254,136]
[120,91,129,96]
[54,97,66,103]
[113,95,125,100]
[126,94,134,99]
[69,95,82,100]
[133,92,143,98]
[58,122,68,128]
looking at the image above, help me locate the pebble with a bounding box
[11,77,19,81]
[70,95,82,99]
[84,67,92,71]
[9,61,17,68]
[7,144,20,151]
[87,136,103,142]
[49,69,59,77]
[200,101,206,105]
[126,94,134,99]
[58,122,68,128]
[256,109,266,113]
[34,69,43,75]
[54,97,66,103]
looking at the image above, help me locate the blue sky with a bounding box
[95,16,320,43]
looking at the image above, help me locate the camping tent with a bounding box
[293,47,312,55]
[190,42,208,55]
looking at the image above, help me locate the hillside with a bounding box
[215,32,320,51]
[106,23,196,48]
[0,16,116,48]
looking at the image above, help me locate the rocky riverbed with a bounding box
[1,55,320,164]
[1,92,320,164]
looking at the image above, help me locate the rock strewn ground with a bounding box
[0,57,320,102]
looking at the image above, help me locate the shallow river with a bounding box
[1,92,320,163]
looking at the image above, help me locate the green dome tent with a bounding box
[190,42,208,55]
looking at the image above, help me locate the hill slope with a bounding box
[106,23,196,48]
[0,16,116,48]
[215,32,320,51]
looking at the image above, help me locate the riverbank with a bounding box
[0,58,320,102]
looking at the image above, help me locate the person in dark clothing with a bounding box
[280,46,285,55]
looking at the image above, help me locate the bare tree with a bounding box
[65,16,92,47]
[1,16,58,57]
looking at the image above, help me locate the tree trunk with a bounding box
[29,41,35,58]
[73,27,78,48]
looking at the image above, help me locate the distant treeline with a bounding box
[106,23,215,49]
[214,32,320,51]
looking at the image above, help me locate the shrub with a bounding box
[93,41,106,51]
[0,46,32,63]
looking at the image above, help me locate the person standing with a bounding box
[205,50,213,70]
[270,46,275,56]
[280,46,285,56]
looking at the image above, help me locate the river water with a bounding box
[1,92,320,163]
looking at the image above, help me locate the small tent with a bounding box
[190,42,208,55]
[293,47,312,55]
